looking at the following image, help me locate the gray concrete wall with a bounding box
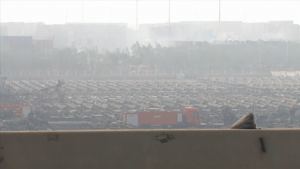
[0,129,299,169]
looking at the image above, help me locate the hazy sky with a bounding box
[1,0,300,28]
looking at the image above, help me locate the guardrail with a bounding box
[0,129,299,169]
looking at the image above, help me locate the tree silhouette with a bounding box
[1,41,300,73]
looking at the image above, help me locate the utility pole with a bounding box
[219,0,221,22]
[169,0,171,24]
[168,0,171,40]
[65,6,67,24]
[65,5,69,24]
[110,2,113,22]
[82,1,84,23]
[136,0,138,30]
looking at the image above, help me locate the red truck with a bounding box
[0,103,35,116]
[123,107,201,128]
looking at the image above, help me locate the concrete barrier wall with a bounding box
[0,129,299,169]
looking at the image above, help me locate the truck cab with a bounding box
[182,107,201,125]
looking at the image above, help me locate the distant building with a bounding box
[0,36,33,52]
[242,23,265,41]
[138,21,244,45]
[33,23,128,50]
[33,39,53,55]
[0,22,44,36]
[126,28,137,48]
[262,21,299,41]
[0,26,8,36]
[139,21,300,45]
[0,21,299,51]
[34,24,68,48]
[65,23,127,51]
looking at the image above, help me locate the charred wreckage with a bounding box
[1,76,300,131]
